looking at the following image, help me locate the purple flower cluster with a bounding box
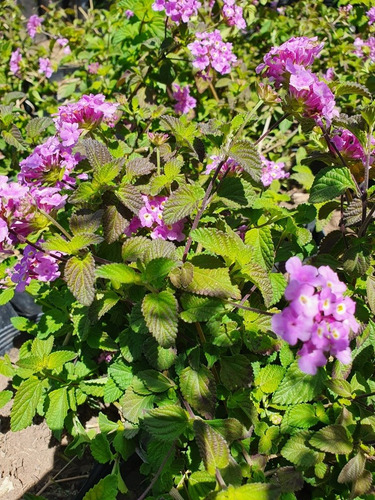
[188,30,237,75]
[27,15,43,39]
[339,4,352,15]
[260,155,289,186]
[367,7,375,25]
[126,195,185,241]
[222,0,246,30]
[353,36,375,63]
[172,84,197,115]
[10,49,22,78]
[152,0,201,23]
[56,37,71,55]
[19,137,80,188]
[204,155,243,177]
[88,62,100,74]
[10,243,60,292]
[272,257,359,375]
[256,36,323,87]
[38,57,53,79]
[54,94,119,144]
[331,129,365,162]
[125,9,135,18]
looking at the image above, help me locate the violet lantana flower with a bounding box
[188,30,237,75]
[125,9,134,18]
[172,84,197,115]
[152,0,201,24]
[38,57,53,78]
[256,36,324,87]
[204,155,243,177]
[222,0,246,30]
[10,49,22,78]
[367,7,375,25]
[9,243,60,292]
[27,14,43,39]
[261,155,289,186]
[126,195,185,242]
[353,36,375,63]
[56,37,71,55]
[88,62,100,74]
[272,256,359,375]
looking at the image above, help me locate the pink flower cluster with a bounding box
[126,195,185,241]
[257,37,337,126]
[256,36,323,87]
[204,155,243,177]
[339,4,353,15]
[353,36,375,63]
[331,129,365,162]
[188,30,237,75]
[172,84,197,115]
[38,57,53,79]
[56,37,71,55]
[222,0,246,30]
[125,9,135,18]
[88,62,100,74]
[10,49,22,78]
[152,0,201,23]
[10,243,60,292]
[27,14,43,39]
[54,94,119,145]
[272,257,359,375]
[260,155,289,186]
[19,137,80,188]
[367,7,375,25]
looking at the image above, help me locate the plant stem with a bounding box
[156,146,161,176]
[39,209,72,240]
[254,113,290,146]
[208,81,220,102]
[361,125,374,224]
[137,444,175,500]
[358,203,375,237]
[8,229,67,262]
[233,99,264,142]
[226,300,274,316]
[182,159,227,262]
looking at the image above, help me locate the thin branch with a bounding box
[254,113,290,146]
[137,444,175,500]
[8,229,67,262]
[226,300,274,316]
[358,203,375,237]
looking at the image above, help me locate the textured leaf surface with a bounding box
[215,483,280,500]
[255,365,285,393]
[282,432,324,467]
[310,425,353,454]
[64,253,95,306]
[185,266,240,299]
[220,355,252,390]
[144,405,190,440]
[191,227,248,266]
[103,205,129,243]
[193,420,229,475]
[229,139,262,182]
[0,390,12,409]
[82,474,118,500]
[90,433,113,463]
[245,227,274,270]
[11,377,43,431]
[26,117,54,139]
[273,362,326,405]
[338,452,365,484]
[309,167,356,203]
[83,139,113,171]
[242,262,273,307]
[180,366,216,419]
[121,387,154,424]
[46,387,69,430]
[142,291,178,348]
[336,82,372,99]
[47,351,76,370]
[366,276,375,315]
[95,263,139,284]
[163,184,205,224]
[180,295,224,323]
[116,183,144,214]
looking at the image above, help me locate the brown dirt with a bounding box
[0,347,93,500]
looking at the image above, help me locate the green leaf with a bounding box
[215,483,280,500]
[69,210,103,236]
[229,139,262,183]
[93,159,122,187]
[0,288,14,305]
[0,354,15,377]
[126,157,155,176]
[137,370,175,393]
[82,474,118,500]
[338,452,366,484]
[121,387,155,424]
[0,390,12,409]
[206,418,246,443]
[142,258,177,287]
[242,262,273,307]
[90,433,114,463]
[188,471,216,500]
[122,236,151,262]
[184,266,241,300]
[80,378,107,397]
[351,469,372,498]
[103,205,129,244]
[163,184,205,224]
[99,412,119,434]
[193,420,229,475]
[220,355,252,390]
[191,227,248,266]
[26,117,54,139]
[142,291,178,348]
[95,263,139,284]
[68,234,104,253]
[143,337,177,370]
[116,183,144,215]
[366,276,375,315]
[2,126,26,151]
[144,405,190,440]
[46,388,69,431]
[108,361,133,390]
[104,378,123,403]
[286,404,319,429]
[255,365,285,393]
[64,253,96,306]
[143,239,178,263]
[47,351,76,370]
[180,366,216,419]
[309,167,357,203]
[310,424,353,454]
[273,362,326,405]
[180,295,224,323]
[216,177,257,208]
[245,227,274,270]
[11,377,44,431]
[282,431,324,467]
[336,82,372,99]
[83,139,112,171]
[11,316,32,332]
[326,379,352,398]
